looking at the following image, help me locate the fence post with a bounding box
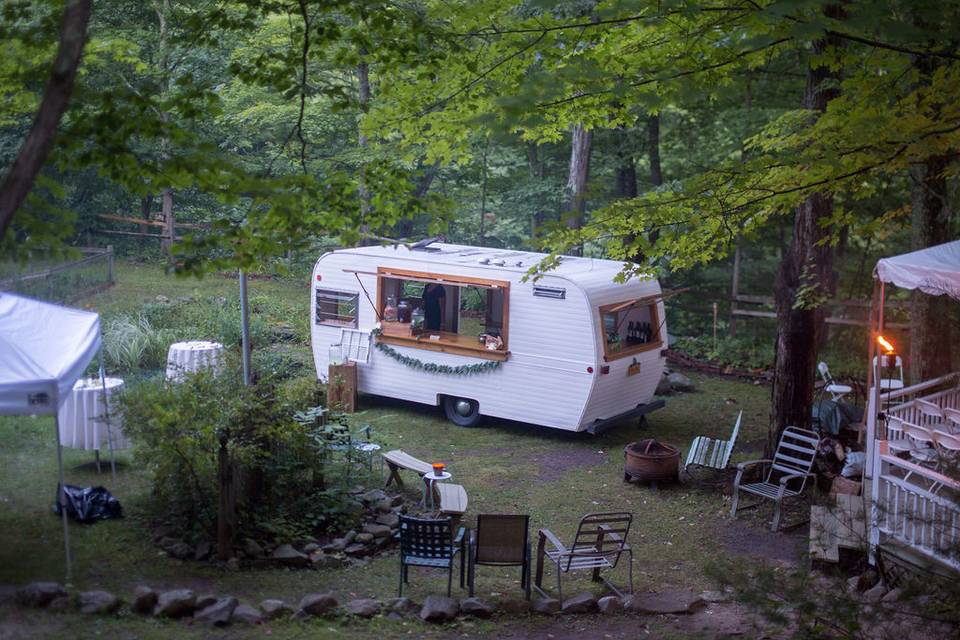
[107,245,114,284]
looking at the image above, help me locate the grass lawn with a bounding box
[0,262,805,638]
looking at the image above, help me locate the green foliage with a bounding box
[674,335,775,371]
[117,366,358,543]
[102,314,176,373]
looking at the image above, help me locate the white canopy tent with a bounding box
[865,240,960,474]
[0,292,110,580]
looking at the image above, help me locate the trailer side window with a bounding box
[315,288,359,328]
[599,298,662,361]
[375,267,510,361]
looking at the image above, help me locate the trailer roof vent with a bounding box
[533,285,566,299]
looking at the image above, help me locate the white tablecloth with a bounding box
[165,341,225,381]
[58,377,128,451]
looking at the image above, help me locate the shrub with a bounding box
[102,314,175,373]
[117,366,358,547]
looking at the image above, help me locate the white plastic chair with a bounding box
[943,407,960,434]
[685,411,742,471]
[817,362,852,402]
[873,356,904,392]
[903,422,938,467]
[933,430,960,472]
[915,399,945,427]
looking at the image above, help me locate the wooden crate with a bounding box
[327,362,358,413]
[381,321,413,337]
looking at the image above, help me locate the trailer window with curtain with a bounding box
[375,267,510,360]
[599,297,662,361]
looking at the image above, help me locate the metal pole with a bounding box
[54,415,72,582]
[98,345,116,484]
[239,270,252,386]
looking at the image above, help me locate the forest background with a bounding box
[2,0,960,443]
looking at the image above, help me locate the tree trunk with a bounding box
[395,160,440,239]
[478,141,489,246]
[563,124,592,255]
[216,432,235,560]
[769,31,840,451]
[155,0,175,255]
[357,49,373,244]
[614,127,637,199]
[527,143,546,236]
[647,114,663,188]
[909,154,953,383]
[0,0,93,242]
[139,193,153,248]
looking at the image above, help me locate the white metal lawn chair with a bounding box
[817,362,853,402]
[684,411,742,472]
[730,426,820,531]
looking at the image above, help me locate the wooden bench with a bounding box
[383,449,433,487]
[435,483,468,516]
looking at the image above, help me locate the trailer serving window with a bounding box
[599,297,662,361]
[375,267,509,361]
[315,288,359,328]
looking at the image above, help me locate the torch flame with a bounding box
[877,335,895,355]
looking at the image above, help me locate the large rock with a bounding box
[194,540,213,561]
[299,592,338,617]
[384,597,419,616]
[15,582,67,608]
[532,597,561,615]
[322,538,348,553]
[344,543,369,557]
[459,597,494,618]
[561,592,598,614]
[624,590,705,615]
[260,599,293,620]
[158,537,192,559]
[420,595,459,622]
[232,603,264,624]
[362,489,388,505]
[363,523,394,539]
[863,582,888,603]
[78,590,120,615]
[375,513,400,528]
[47,596,73,613]
[131,586,157,615]
[655,373,673,396]
[355,532,375,544]
[193,597,238,626]
[500,598,532,615]
[345,598,380,618]
[242,537,264,558]
[195,594,218,610]
[271,543,309,568]
[597,595,622,614]
[667,372,695,392]
[154,589,196,618]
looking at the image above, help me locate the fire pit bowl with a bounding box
[624,439,680,484]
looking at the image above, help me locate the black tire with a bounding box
[442,396,481,427]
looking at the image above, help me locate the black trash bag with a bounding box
[53,484,123,523]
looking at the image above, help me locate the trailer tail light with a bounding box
[316,274,322,281]
[600,365,610,375]
[586,366,594,374]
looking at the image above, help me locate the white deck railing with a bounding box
[870,442,960,572]
[878,374,960,440]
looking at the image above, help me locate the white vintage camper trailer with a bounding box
[310,242,667,432]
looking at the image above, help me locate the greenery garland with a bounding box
[370,328,502,375]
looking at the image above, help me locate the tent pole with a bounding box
[98,345,116,484]
[54,415,72,582]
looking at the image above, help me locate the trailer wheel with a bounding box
[443,396,481,427]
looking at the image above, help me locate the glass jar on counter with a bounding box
[397,299,412,323]
[383,295,398,322]
[411,306,424,331]
[329,344,343,365]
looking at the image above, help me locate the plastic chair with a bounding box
[943,407,960,434]
[903,422,938,467]
[468,514,531,599]
[817,362,852,402]
[933,430,960,472]
[873,356,904,392]
[397,515,466,597]
[915,399,945,427]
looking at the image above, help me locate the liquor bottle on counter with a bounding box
[626,321,636,345]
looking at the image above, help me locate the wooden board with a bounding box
[327,362,358,413]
